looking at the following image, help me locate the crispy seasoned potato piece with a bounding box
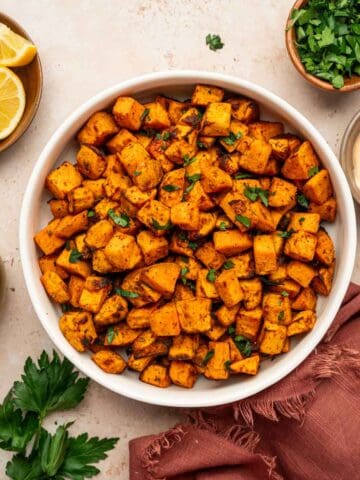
[281,141,319,180]
[94,295,128,325]
[54,211,89,239]
[150,302,181,336]
[213,230,252,256]
[137,200,171,236]
[92,350,127,374]
[229,252,255,279]
[169,334,199,360]
[141,263,180,296]
[104,323,141,346]
[169,361,198,388]
[56,247,92,278]
[200,166,233,194]
[120,142,162,191]
[284,231,317,262]
[124,186,156,208]
[204,341,230,380]
[263,293,292,325]
[303,169,333,205]
[315,228,335,266]
[159,168,185,207]
[287,310,316,336]
[269,134,301,161]
[68,187,95,214]
[309,198,337,222]
[39,253,68,280]
[127,354,152,372]
[126,305,155,329]
[237,138,272,175]
[94,198,118,219]
[132,329,156,353]
[196,268,219,299]
[49,199,69,218]
[235,307,263,340]
[45,162,83,200]
[92,249,115,274]
[215,304,239,327]
[191,85,224,106]
[259,321,287,355]
[287,261,316,288]
[104,232,143,271]
[85,220,113,249]
[270,279,301,299]
[79,275,112,313]
[77,111,118,145]
[253,235,277,275]
[206,322,227,341]
[311,263,334,296]
[219,121,248,153]
[76,145,106,180]
[112,97,146,130]
[60,311,97,352]
[195,241,225,269]
[143,101,171,130]
[268,177,297,208]
[186,180,215,211]
[201,102,231,137]
[292,287,317,311]
[121,269,161,307]
[106,128,137,153]
[140,364,171,388]
[239,278,263,309]
[288,213,320,234]
[41,271,69,304]
[228,97,259,124]
[248,121,284,141]
[137,230,169,265]
[215,270,243,308]
[176,298,212,333]
[188,212,217,239]
[230,354,260,375]
[68,276,85,308]
[171,202,200,231]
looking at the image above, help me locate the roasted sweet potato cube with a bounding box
[225,337,243,362]
[201,102,231,137]
[186,181,215,211]
[41,271,69,304]
[104,323,141,346]
[230,354,260,375]
[237,138,272,174]
[140,364,171,388]
[204,341,230,380]
[269,134,301,161]
[309,198,337,222]
[206,322,227,341]
[195,241,225,269]
[191,84,224,106]
[141,263,180,296]
[287,261,316,288]
[94,295,128,326]
[287,310,316,336]
[248,121,284,141]
[281,141,319,180]
[39,253,68,280]
[315,228,335,266]
[228,97,259,124]
[112,97,146,131]
[284,231,317,262]
[49,199,69,218]
[127,354,152,372]
[187,212,217,239]
[126,305,155,329]
[79,276,112,313]
[259,321,287,355]
[269,279,301,299]
[263,293,292,325]
[169,334,199,360]
[104,172,132,200]
[269,264,287,282]
[177,107,202,130]
[104,232,143,271]
[137,200,171,236]
[219,121,248,153]
[121,269,160,307]
[124,186,156,208]
[84,220,113,249]
[268,177,297,208]
[137,230,168,265]
[235,307,263,340]
[60,311,97,352]
[54,211,89,239]
[132,329,156,352]
[253,235,277,275]
[200,166,233,194]
[45,162,82,200]
[92,350,127,374]
[288,213,320,234]
[303,169,333,205]
[169,232,195,257]
[67,187,95,214]
[56,248,92,278]
[169,361,198,388]
[68,276,85,308]
[229,252,255,279]
[239,278,263,309]
[150,302,181,336]
[292,287,317,311]
[174,283,195,300]
[215,304,239,327]
[176,298,212,333]
[76,145,106,180]
[311,264,334,296]
[92,249,114,274]
[120,142,162,191]
[143,101,171,130]
[77,111,118,145]
[196,269,219,299]
[215,270,243,308]
[159,168,185,207]
[94,198,118,219]
[213,230,252,257]
[170,202,200,231]
[175,256,200,281]
[106,128,137,153]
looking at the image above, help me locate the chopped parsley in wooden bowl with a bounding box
[286,0,360,92]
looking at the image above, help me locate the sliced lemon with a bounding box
[0,66,25,139]
[0,23,37,67]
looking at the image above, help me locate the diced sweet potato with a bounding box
[77,111,118,145]
[137,230,168,265]
[215,270,243,308]
[59,311,97,352]
[219,121,248,153]
[127,354,152,372]
[79,275,112,313]
[229,252,255,279]
[239,278,263,309]
[215,304,239,327]
[140,364,171,388]
[143,101,171,130]
[41,270,69,304]
[159,168,185,207]
[56,247,92,278]
[195,241,225,269]
[213,230,252,256]
[288,213,320,234]
[137,200,171,236]
[67,187,95,214]
[259,321,287,355]
[230,354,260,375]
[176,298,212,333]
[287,310,316,336]
[237,138,272,174]
[170,202,200,231]
[248,121,284,141]
[120,142,162,191]
[150,302,181,336]
[92,249,115,274]
[169,335,199,360]
[253,235,277,275]
[76,145,106,179]
[85,220,113,249]
[235,307,263,340]
[309,198,337,222]
[68,275,85,307]
[104,232,143,271]
[204,341,230,380]
[228,97,259,124]
[45,162,83,200]
[311,263,334,296]
[287,261,316,288]
[281,141,319,180]
[92,350,127,374]
[205,322,227,341]
[141,262,180,296]
[200,166,233,194]
[315,228,335,266]
[284,231,317,262]
[106,128,137,153]
[201,102,231,136]
[104,323,141,346]
[39,253,68,280]
[262,293,292,325]
[191,84,224,106]
[292,287,317,311]
[54,211,89,239]
[186,181,215,211]
[268,177,297,208]
[169,360,198,388]
[303,169,333,205]
[49,199,69,218]
[269,279,301,299]
[196,268,219,299]
[269,134,301,161]
[94,295,128,325]
[112,97,146,130]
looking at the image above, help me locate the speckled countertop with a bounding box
[1,0,360,477]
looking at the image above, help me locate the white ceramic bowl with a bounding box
[20,71,356,408]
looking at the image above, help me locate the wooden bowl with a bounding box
[0,12,42,153]
[285,0,360,93]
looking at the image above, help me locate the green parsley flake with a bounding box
[162,184,180,192]
[223,260,235,270]
[87,210,95,217]
[133,170,141,176]
[222,131,242,146]
[140,108,150,121]
[108,209,130,227]
[297,194,309,209]
[151,218,173,230]
[106,326,116,344]
[180,267,189,285]
[206,269,217,283]
[115,288,139,298]
[202,349,215,365]
[281,290,289,297]
[234,335,253,358]
[308,166,319,177]
[234,172,253,179]
[244,186,270,207]
[219,221,228,231]
[69,249,83,263]
[183,155,197,167]
[235,215,251,228]
[278,311,285,323]
[278,228,295,238]
[206,33,224,51]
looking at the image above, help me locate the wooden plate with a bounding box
[0,12,42,153]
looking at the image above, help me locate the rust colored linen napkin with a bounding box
[129,283,360,480]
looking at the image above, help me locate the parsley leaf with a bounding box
[151,218,173,230]
[235,215,251,228]
[297,194,309,209]
[281,290,289,297]
[202,350,215,365]
[206,33,224,51]
[206,269,217,283]
[108,209,130,227]
[221,131,242,145]
[140,108,150,121]
[228,325,236,336]
[234,172,253,179]
[244,186,270,207]
[219,221,228,231]
[180,267,189,285]
[106,327,116,344]
[69,249,83,263]
[223,260,235,270]
[133,170,141,176]
[308,165,319,177]
[183,173,201,197]
[234,335,253,358]
[115,288,139,298]
[183,154,196,167]
[278,228,295,238]
[87,210,95,218]
[278,310,285,323]
[224,360,232,371]
[162,184,180,192]
[6,451,43,480]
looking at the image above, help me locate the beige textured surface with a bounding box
[0,0,360,477]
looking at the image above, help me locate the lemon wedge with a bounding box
[0,66,25,139]
[0,23,37,67]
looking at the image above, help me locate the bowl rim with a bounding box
[19,70,357,407]
[285,0,360,93]
[0,11,43,153]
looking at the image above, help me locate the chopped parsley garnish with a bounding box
[179,231,198,250]
[244,186,270,207]
[235,215,251,228]
[69,249,83,263]
[206,269,217,283]
[162,184,180,192]
[61,303,71,312]
[140,108,150,121]
[278,310,285,323]
[221,131,242,145]
[188,240,198,250]
[224,360,232,371]
[206,33,224,51]
[278,228,295,238]
[180,267,189,285]
[184,173,201,196]
[115,288,139,298]
[183,155,197,167]
[106,326,116,344]
[260,276,283,287]
[219,221,228,231]
[299,217,305,224]
[203,349,215,365]
[151,218,173,230]
[87,210,95,217]
[223,260,235,270]
[108,209,130,227]
[234,172,254,179]
[281,290,289,297]
[65,240,71,251]
[234,335,253,358]
[308,165,319,177]
[297,194,309,209]
[197,140,205,149]
[228,325,236,336]
[133,170,141,176]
